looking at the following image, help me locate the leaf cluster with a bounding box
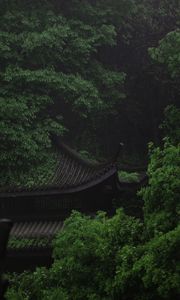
[0,0,126,186]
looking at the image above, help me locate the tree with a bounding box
[6,210,144,300]
[149,29,180,79]
[139,140,180,236]
[0,0,130,186]
[6,209,180,299]
[161,105,180,144]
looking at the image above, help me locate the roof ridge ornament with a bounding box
[113,142,124,163]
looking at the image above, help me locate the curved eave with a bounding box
[0,166,117,198]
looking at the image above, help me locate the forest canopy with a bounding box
[0,1,179,300]
[0,0,179,186]
[0,0,128,186]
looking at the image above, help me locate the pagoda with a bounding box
[0,138,121,271]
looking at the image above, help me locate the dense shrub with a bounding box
[140,140,180,236]
[6,210,144,300]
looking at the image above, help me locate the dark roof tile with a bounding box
[0,138,117,197]
[8,221,64,249]
[10,221,63,238]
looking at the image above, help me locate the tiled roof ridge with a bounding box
[0,138,117,196]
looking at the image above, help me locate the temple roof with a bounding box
[0,138,117,197]
[10,220,63,238]
[8,220,64,250]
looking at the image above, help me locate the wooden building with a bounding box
[0,139,120,271]
[0,139,147,271]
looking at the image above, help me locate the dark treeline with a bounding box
[1,2,180,299]
[110,0,179,156]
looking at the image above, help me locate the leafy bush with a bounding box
[161,105,180,145]
[118,170,139,182]
[139,139,180,236]
[133,225,180,300]
[149,29,180,79]
[6,210,143,300]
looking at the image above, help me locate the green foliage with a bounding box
[113,225,180,300]
[0,0,127,186]
[133,225,180,300]
[6,209,180,300]
[161,105,180,144]
[149,29,180,78]
[3,1,180,299]
[8,237,51,249]
[118,170,139,182]
[6,269,68,300]
[6,210,143,300]
[139,140,180,236]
